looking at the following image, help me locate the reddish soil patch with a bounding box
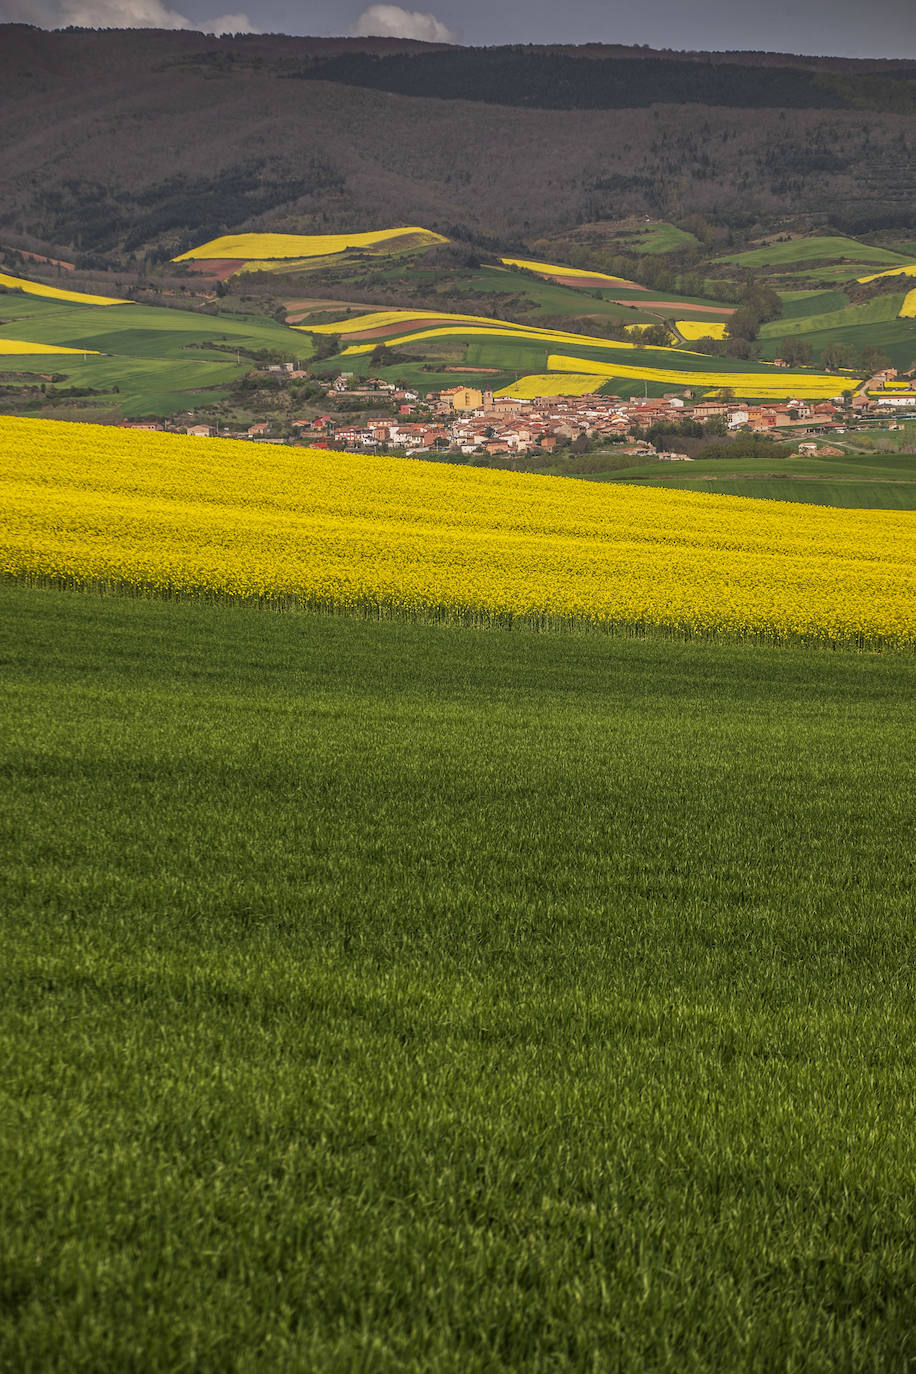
[444,366,504,373]
[5,248,75,271]
[183,259,246,280]
[546,274,647,291]
[640,301,736,314]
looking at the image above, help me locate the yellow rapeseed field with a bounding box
[174,228,447,261]
[899,289,916,318]
[496,374,609,398]
[856,262,916,284]
[547,354,852,400]
[499,257,637,286]
[0,271,129,306]
[2,417,913,650]
[0,340,100,355]
[676,321,728,340]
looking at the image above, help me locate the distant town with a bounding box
[121,366,916,460]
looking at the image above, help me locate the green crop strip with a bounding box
[2,585,916,1370]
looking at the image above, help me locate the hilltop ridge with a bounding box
[1,27,915,252]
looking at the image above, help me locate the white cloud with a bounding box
[0,0,258,33]
[200,9,256,32]
[58,0,194,25]
[351,4,458,43]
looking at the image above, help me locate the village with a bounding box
[122,366,916,458]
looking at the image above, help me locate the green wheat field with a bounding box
[2,584,915,1371]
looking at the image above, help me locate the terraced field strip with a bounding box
[0,272,129,306]
[318,310,861,395]
[718,236,914,269]
[546,353,856,400]
[311,312,766,373]
[305,310,642,347]
[174,228,447,262]
[499,256,642,288]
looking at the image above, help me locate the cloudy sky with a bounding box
[2,0,915,61]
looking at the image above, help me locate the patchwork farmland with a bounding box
[3,410,916,1369]
[4,26,916,1370]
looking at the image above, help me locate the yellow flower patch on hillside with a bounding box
[174,228,447,262]
[499,257,638,287]
[0,272,129,306]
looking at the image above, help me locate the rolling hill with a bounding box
[2,27,916,254]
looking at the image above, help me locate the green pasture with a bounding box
[608,478,916,508]
[763,321,916,373]
[793,263,909,285]
[758,292,916,369]
[776,289,850,319]
[590,450,916,507]
[850,421,916,451]
[604,221,700,254]
[314,348,516,395]
[761,292,906,339]
[463,338,551,372]
[2,352,244,417]
[0,293,313,417]
[716,235,912,269]
[2,584,916,1371]
[0,298,311,359]
[601,451,916,482]
[0,293,75,325]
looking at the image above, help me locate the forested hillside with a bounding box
[2,26,915,255]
